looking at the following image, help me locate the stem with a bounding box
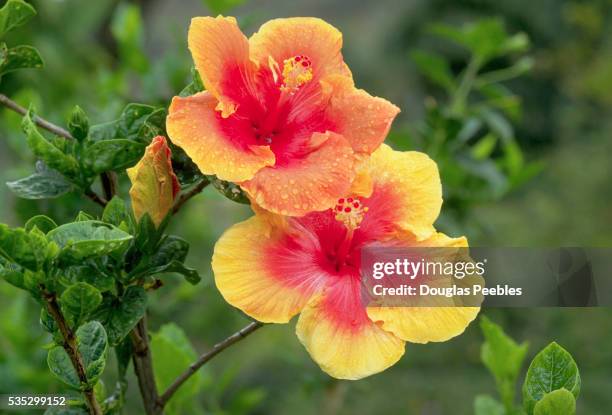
[157,321,263,408]
[101,171,118,201]
[171,178,210,215]
[449,57,482,115]
[0,93,108,207]
[43,291,103,415]
[85,189,108,207]
[0,93,72,139]
[130,316,163,415]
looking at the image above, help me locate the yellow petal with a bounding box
[296,280,405,380]
[212,215,325,323]
[366,232,480,344]
[249,17,351,82]
[127,136,180,227]
[368,144,442,240]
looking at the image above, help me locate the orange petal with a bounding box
[241,132,356,216]
[249,18,351,82]
[366,232,481,343]
[296,279,405,380]
[322,75,400,154]
[212,215,326,323]
[361,144,442,240]
[126,136,180,227]
[188,16,257,116]
[167,92,275,182]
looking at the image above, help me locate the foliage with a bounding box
[475,316,581,415]
[391,18,541,231]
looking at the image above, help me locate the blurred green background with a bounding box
[1,0,611,414]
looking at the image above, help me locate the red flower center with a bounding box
[219,54,332,166]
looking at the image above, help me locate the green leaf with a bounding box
[92,286,147,346]
[179,67,204,97]
[40,307,58,334]
[471,134,498,160]
[0,224,37,270]
[149,235,189,267]
[430,18,511,61]
[82,139,146,174]
[102,196,130,228]
[47,346,80,389]
[46,220,133,264]
[210,176,249,204]
[60,282,103,327]
[147,259,201,285]
[22,109,79,177]
[133,213,162,254]
[115,337,133,379]
[68,105,89,141]
[480,316,529,410]
[110,3,148,73]
[48,321,108,389]
[480,108,514,141]
[74,211,94,222]
[201,0,246,14]
[474,395,505,415]
[89,103,160,142]
[61,262,115,293]
[77,321,108,383]
[410,50,456,91]
[0,44,43,76]
[0,257,24,289]
[0,0,36,38]
[523,342,581,415]
[151,323,203,414]
[25,215,57,233]
[6,161,73,199]
[534,389,576,415]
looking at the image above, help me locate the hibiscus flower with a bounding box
[212,144,480,379]
[167,16,399,216]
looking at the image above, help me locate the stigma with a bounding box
[279,55,313,94]
[334,197,368,230]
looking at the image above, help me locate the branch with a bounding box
[130,316,163,415]
[157,321,263,408]
[43,290,103,415]
[0,93,72,139]
[0,93,109,207]
[171,178,210,215]
[85,189,108,207]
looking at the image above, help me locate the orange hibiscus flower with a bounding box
[212,144,480,379]
[167,16,399,216]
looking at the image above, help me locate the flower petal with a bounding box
[359,144,442,241]
[126,136,180,227]
[249,17,351,81]
[167,92,275,182]
[366,232,480,344]
[212,215,327,323]
[188,16,257,116]
[241,132,356,216]
[296,278,405,380]
[322,75,400,154]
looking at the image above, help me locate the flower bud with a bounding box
[68,105,89,141]
[127,136,180,227]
